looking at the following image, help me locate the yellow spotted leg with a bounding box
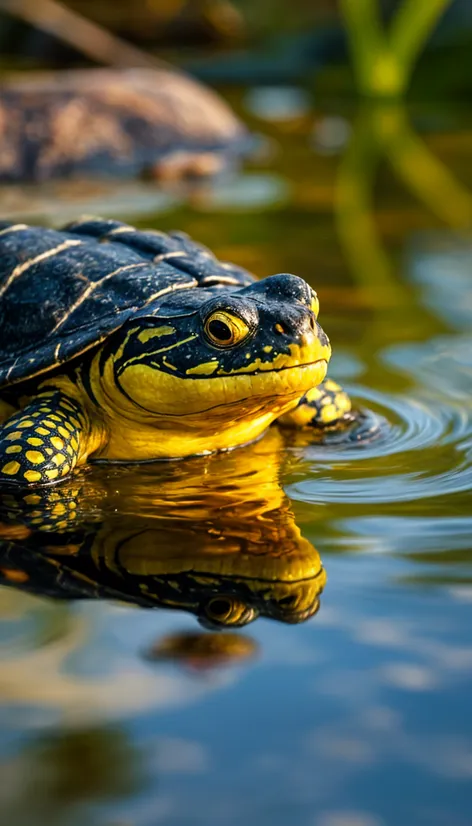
[0,389,88,488]
[278,379,354,429]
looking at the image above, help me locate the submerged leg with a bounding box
[0,388,89,488]
[278,379,354,429]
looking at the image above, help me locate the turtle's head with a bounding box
[94,274,331,458]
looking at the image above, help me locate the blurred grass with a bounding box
[340,0,453,96]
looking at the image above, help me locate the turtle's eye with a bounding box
[203,311,250,348]
[204,596,254,626]
[206,597,235,621]
[311,290,319,319]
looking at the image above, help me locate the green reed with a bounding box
[340,0,453,96]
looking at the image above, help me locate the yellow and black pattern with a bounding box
[0,485,81,535]
[0,435,327,625]
[279,378,353,429]
[0,217,357,484]
[0,389,87,487]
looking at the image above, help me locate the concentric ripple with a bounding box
[287,385,472,505]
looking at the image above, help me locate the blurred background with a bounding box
[1,3,472,826]
[2,0,472,94]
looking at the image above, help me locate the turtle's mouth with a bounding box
[162,357,330,423]
[114,352,329,420]
[217,356,330,403]
[96,342,330,459]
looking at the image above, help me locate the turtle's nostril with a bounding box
[309,315,316,332]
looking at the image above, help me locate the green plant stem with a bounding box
[340,0,452,97]
[335,106,404,305]
[389,0,452,78]
[377,105,472,229]
[339,0,385,93]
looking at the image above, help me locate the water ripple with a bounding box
[287,386,472,505]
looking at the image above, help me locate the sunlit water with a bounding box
[1,94,472,826]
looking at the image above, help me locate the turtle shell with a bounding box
[0,217,253,388]
[0,68,252,182]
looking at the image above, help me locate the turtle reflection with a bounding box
[146,631,258,671]
[0,429,326,627]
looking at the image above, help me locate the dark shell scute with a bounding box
[0,219,255,388]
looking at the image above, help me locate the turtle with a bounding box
[0,68,251,183]
[0,216,353,489]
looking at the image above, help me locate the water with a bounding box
[1,95,472,826]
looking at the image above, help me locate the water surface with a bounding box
[1,95,472,826]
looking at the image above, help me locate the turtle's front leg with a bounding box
[0,389,91,488]
[278,379,354,429]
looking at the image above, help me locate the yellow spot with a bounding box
[24,470,42,482]
[45,469,59,480]
[45,448,54,456]
[17,420,34,428]
[51,437,64,451]
[69,417,81,429]
[58,426,70,439]
[335,394,351,414]
[61,463,70,475]
[64,422,75,432]
[2,461,20,475]
[306,387,322,403]
[42,420,55,429]
[186,361,219,376]
[24,494,41,505]
[5,445,22,454]
[66,445,74,457]
[138,325,175,343]
[70,437,78,452]
[35,427,50,436]
[274,323,285,334]
[49,415,62,422]
[56,520,69,530]
[27,437,43,447]
[279,404,317,427]
[162,357,178,371]
[324,379,340,392]
[320,403,338,423]
[52,503,66,516]
[25,450,45,465]
[0,568,29,583]
[5,431,22,440]
[263,346,273,353]
[53,454,66,466]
